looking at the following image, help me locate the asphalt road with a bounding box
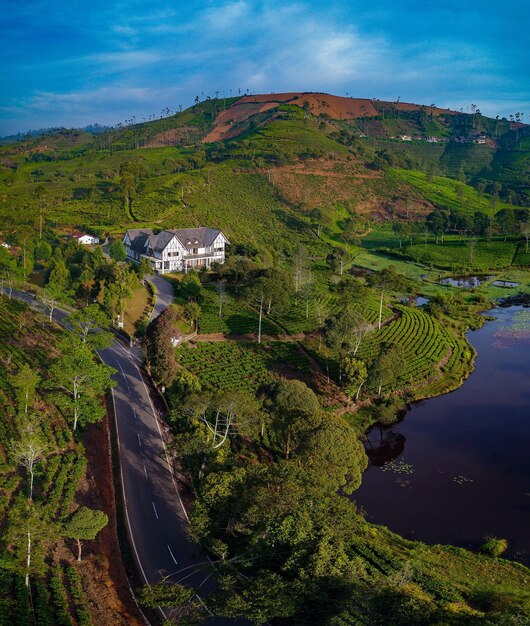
[147,273,176,321]
[8,285,240,624]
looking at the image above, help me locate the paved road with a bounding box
[7,286,240,624]
[147,274,176,321]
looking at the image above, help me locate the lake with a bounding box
[354,306,530,565]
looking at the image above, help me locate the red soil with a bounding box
[202,92,460,143]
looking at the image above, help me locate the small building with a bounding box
[123,226,229,274]
[69,231,100,245]
[400,134,412,142]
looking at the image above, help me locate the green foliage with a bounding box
[63,507,108,561]
[49,335,116,431]
[173,341,310,394]
[405,240,517,270]
[108,239,126,261]
[480,537,509,558]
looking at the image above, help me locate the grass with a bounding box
[123,283,150,334]
[404,240,517,271]
[389,169,519,216]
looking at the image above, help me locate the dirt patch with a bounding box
[202,92,462,144]
[78,408,145,626]
[143,126,196,148]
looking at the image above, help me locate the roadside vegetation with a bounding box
[0,293,129,625]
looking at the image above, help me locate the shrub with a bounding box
[480,537,508,557]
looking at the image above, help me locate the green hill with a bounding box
[0,92,528,261]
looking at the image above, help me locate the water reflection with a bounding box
[365,429,406,466]
[439,275,492,288]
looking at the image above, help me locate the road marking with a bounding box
[130,359,191,523]
[137,434,142,447]
[143,464,148,479]
[152,501,159,519]
[116,360,131,392]
[167,545,178,564]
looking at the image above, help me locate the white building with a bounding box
[123,227,229,274]
[70,231,100,245]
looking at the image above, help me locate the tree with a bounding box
[520,212,530,253]
[342,357,368,401]
[425,211,449,244]
[143,307,181,386]
[77,264,95,303]
[473,211,491,237]
[495,208,516,241]
[4,497,58,587]
[370,343,406,395]
[298,420,368,494]
[271,379,321,458]
[38,283,66,321]
[12,364,40,415]
[183,301,201,331]
[260,268,292,316]
[47,259,71,292]
[326,247,349,275]
[367,267,410,330]
[136,256,153,280]
[108,239,127,262]
[66,304,113,350]
[139,581,207,625]
[63,506,108,561]
[179,270,203,301]
[49,336,116,431]
[11,414,47,501]
[326,308,372,356]
[34,240,52,262]
[186,391,259,449]
[216,280,227,317]
[105,263,138,326]
[292,245,310,300]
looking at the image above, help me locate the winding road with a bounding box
[9,281,239,625]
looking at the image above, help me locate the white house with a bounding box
[70,231,100,245]
[123,226,229,274]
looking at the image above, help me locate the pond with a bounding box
[491,280,520,288]
[353,307,530,565]
[439,275,493,288]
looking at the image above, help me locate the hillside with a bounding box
[0,92,528,262]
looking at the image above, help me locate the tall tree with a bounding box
[367,267,409,330]
[271,379,321,459]
[4,497,58,587]
[11,414,47,501]
[12,364,40,415]
[49,336,116,431]
[108,240,127,262]
[66,304,113,350]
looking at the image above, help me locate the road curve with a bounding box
[8,286,240,625]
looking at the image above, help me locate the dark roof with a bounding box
[125,228,153,241]
[172,227,225,249]
[153,230,177,253]
[125,227,228,254]
[130,233,150,253]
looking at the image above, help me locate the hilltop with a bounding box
[0,91,528,258]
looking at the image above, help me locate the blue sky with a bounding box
[1,0,528,135]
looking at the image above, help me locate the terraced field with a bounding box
[357,305,463,393]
